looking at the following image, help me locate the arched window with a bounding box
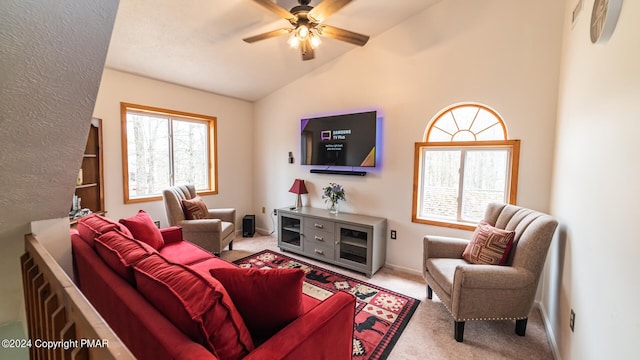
[412,103,520,230]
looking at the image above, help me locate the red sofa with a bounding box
[71,213,355,360]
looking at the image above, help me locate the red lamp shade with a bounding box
[289,179,308,209]
[288,179,308,195]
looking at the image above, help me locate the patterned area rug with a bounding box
[233,250,420,360]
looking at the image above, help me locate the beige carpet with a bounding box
[220,235,554,360]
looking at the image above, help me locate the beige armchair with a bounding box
[162,184,235,255]
[422,203,558,342]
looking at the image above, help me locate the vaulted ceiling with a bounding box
[105,0,440,101]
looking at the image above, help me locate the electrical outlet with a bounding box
[153,220,160,228]
[261,206,265,214]
[273,209,277,216]
[390,230,397,240]
[570,309,575,332]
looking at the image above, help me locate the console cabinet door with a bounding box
[336,223,373,274]
[278,213,303,251]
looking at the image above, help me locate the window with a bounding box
[121,103,217,203]
[412,103,519,230]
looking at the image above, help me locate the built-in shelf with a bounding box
[75,183,98,189]
[71,118,104,223]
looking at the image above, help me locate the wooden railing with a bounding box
[21,234,134,360]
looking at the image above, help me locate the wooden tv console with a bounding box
[277,207,387,277]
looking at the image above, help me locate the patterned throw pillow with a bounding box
[462,221,515,265]
[181,196,211,220]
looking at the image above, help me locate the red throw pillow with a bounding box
[209,267,305,339]
[77,213,132,246]
[462,221,516,265]
[76,222,115,248]
[94,229,156,283]
[134,254,254,359]
[119,210,164,250]
[181,196,211,220]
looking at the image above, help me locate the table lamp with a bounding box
[288,179,308,209]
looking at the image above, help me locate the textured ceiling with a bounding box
[105,0,440,101]
[0,0,118,237]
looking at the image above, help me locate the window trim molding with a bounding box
[120,102,218,204]
[412,140,520,231]
[424,102,508,141]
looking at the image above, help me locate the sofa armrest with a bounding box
[179,219,222,232]
[423,235,468,278]
[245,292,355,360]
[424,235,468,259]
[159,226,183,244]
[454,265,535,290]
[208,208,235,223]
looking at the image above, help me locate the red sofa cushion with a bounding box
[119,210,164,250]
[71,234,216,360]
[134,254,254,360]
[77,213,132,247]
[209,267,305,339]
[159,241,213,266]
[94,229,156,284]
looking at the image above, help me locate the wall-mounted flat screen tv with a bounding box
[300,111,377,167]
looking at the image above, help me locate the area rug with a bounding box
[233,250,420,360]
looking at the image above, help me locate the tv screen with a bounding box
[300,111,377,167]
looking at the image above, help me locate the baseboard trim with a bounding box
[255,227,274,237]
[384,262,423,277]
[537,301,561,360]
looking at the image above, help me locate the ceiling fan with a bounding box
[243,0,370,61]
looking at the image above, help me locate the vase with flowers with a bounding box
[322,182,346,215]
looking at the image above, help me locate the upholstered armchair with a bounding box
[422,203,558,342]
[162,184,235,255]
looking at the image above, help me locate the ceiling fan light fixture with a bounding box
[288,34,300,48]
[295,24,309,40]
[309,31,321,49]
[245,0,370,61]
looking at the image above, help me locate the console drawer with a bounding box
[304,243,335,261]
[305,218,335,233]
[304,229,335,248]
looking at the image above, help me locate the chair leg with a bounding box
[454,321,465,342]
[515,318,528,336]
[228,240,233,251]
[427,285,433,299]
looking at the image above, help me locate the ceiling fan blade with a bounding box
[243,28,291,43]
[308,0,352,23]
[318,24,369,46]
[301,38,315,61]
[252,0,296,21]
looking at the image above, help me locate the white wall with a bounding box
[31,218,76,277]
[93,69,254,227]
[546,0,640,359]
[253,0,565,273]
[0,0,118,327]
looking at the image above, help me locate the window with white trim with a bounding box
[412,103,520,230]
[121,103,217,203]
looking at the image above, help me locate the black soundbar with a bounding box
[310,169,367,176]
